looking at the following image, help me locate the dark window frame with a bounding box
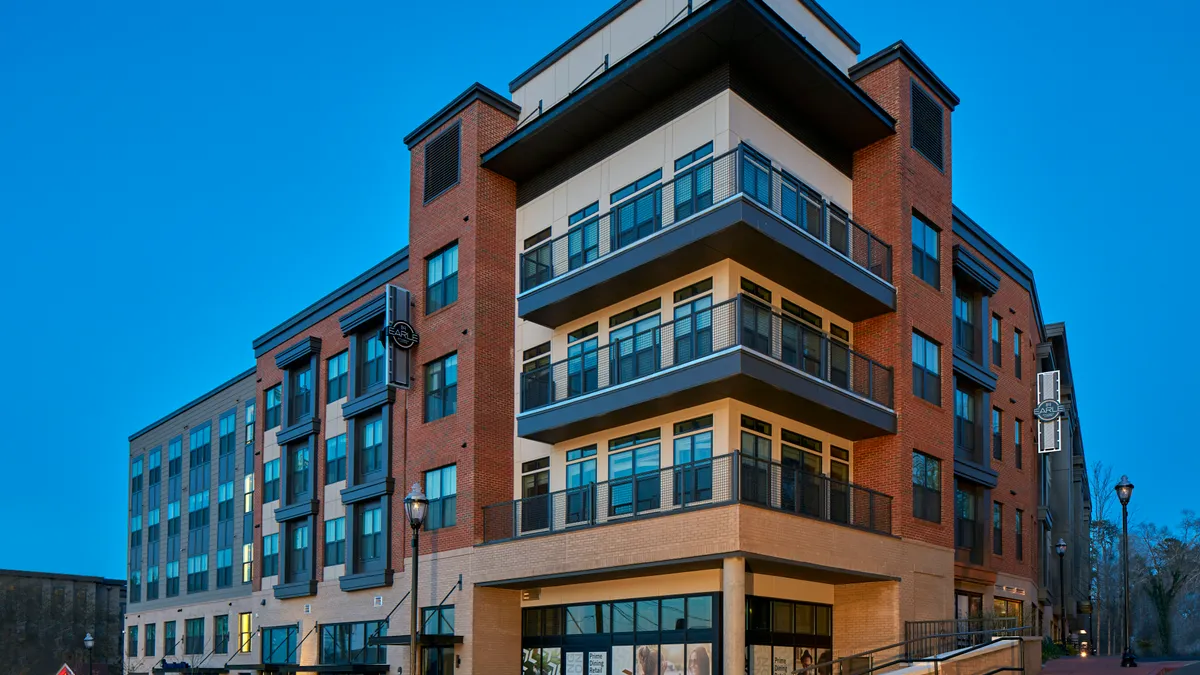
[426,242,460,314]
[425,353,458,422]
[912,451,942,523]
[911,213,940,289]
[912,332,941,405]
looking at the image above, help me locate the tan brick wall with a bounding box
[834,581,900,656]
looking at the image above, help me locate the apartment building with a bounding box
[125,0,1091,672]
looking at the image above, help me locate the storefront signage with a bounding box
[1034,400,1063,423]
[566,652,584,675]
[387,319,420,350]
[588,652,606,675]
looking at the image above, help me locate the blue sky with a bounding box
[0,0,1195,578]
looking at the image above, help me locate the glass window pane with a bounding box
[661,598,685,631]
[687,596,712,629]
[773,601,793,633]
[636,600,659,632]
[612,601,635,633]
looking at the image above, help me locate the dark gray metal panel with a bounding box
[276,418,321,446]
[272,579,318,599]
[342,386,395,420]
[341,477,395,505]
[274,500,319,523]
[953,245,1001,295]
[275,337,322,370]
[954,458,999,489]
[952,351,998,393]
[516,349,895,444]
[518,198,895,328]
[338,570,394,592]
[338,293,386,335]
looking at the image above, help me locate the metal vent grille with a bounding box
[423,121,461,203]
[910,81,944,171]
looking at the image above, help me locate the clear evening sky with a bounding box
[1,0,1195,578]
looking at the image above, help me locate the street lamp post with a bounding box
[1116,475,1137,668]
[404,483,429,675]
[1056,539,1068,649]
[83,632,94,675]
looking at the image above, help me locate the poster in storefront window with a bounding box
[589,652,608,675]
[686,644,712,675]
[544,648,563,675]
[773,646,794,675]
[613,645,634,675]
[524,648,542,675]
[635,645,660,675]
[567,652,585,675]
[662,644,685,675]
[795,648,815,673]
[817,649,834,675]
[750,645,772,675]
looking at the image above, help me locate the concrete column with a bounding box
[723,556,746,675]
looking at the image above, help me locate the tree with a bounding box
[1089,462,1117,654]
[1134,511,1199,655]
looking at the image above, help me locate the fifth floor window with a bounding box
[426,243,459,314]
[911,214,939,289]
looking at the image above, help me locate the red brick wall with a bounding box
[850,59,956,550]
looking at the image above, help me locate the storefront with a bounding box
[746,597,833,675]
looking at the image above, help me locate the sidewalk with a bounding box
[1043,657,1198,675]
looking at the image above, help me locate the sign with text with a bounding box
[588,651,606,675]
[1037,370,1063,454]
[385,284,415,389]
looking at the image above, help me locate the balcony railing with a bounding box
[519,147,892,293]
[481,452,893,543]
[520,295,894,413]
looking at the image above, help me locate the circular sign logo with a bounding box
[1034,400,1061,422]
[387,320,420,350]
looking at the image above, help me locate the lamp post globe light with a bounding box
[1116,475,1137,668]
[1055,538,1068,648]
[404,483,429,675]
[83,632,94,675]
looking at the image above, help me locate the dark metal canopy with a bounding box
[369,634,464,647]
[482,0,895,184]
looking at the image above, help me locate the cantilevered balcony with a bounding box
[517,295,895,444]
[481,452,893,543]
[518,147,895,328]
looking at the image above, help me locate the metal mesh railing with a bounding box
[481,452,893,543]
[518,147,892,293]
[904,618,1033,660]
[519,295,893,413]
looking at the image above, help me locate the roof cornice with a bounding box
[849,40,959,110]
[403,82,519,149]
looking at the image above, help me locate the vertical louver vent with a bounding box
[910,81,944,171]
[423,121,461,203]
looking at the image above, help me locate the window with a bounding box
[242,543,254,584]
[911,80,945,171]
[426,465,457,531]
[425,353,458,421]
[608,429,661,516]
[565,447,597,525]
[217,547,232,588]
[264,385,282,429]
[129,569,141,603]
[326,434,347,484]
[288,444,311,501]
[673,142,714,220]
[245,400,256,472]
[674,415,713,506]
[611,169,662,203]
[146,565,159,600]
[360,333,385,390]
[289,522,310,579]
[186,553,208,592]
[955,482,980,556]
[991,316,1002,366]
[358,418,385,478]
[993,502,1004,556]
[912,452,942,522]
[911,214,940,288]
[992,408,1002,461]
[610,169,664,249]
[994,598,1023,622]
[263,625,299,665]
[289,366,313,423]
[263,534,279,576]
[239,613,253,653]
[148,446,162,485]
[426,243,459,313]
[521,341,552,410]
[164,621,176,656]
[1015,419,1024,469]
[325,517,345,565]
[954,286,976,358]
[359,506,383,561]
[1013,329,1022,379]
[166,561,179,597]
[215,614,230,654]
[145,623,156,657]
[128,625,138,657]
[263,459,280,503]
[565,203,602,271]
[955,387,978,460]
[423,121,460,203]
[327,351,348,401]
[521,458,551,532]
[185,617,204,655]
[320,621,389,665]
[423,605,455,635]
[912,332,941,404]
[566,324,599,397]
[1015,509,1024,561]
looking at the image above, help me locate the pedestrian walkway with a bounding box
[1043,657,1198,675]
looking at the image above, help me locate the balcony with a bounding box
[518,295,895,444]
[482,452,892,543]
[518,147,895,328]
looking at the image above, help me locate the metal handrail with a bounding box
[790,625,1033,675]
[481,451,893,543]
[519,295,894,413]
[518,146,892,293]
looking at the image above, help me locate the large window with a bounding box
[955,482,980,561]
[673,142,714,221]
[164,621,176,656]
[609,429,661,516]
[993,502,1003,556]
[145,623,156,657]
[954,286,976,358]
[166,561,179,597]
[360,333,385,391]
[264,385,282,429]
[955,387,978,461]
[912,332,941,405]
[242,543,253,584]
[746,595,832,673]
[326,434,347,484]
[991,315,1002,366]
[425,353,458,421]
[289,366,313,423]
[186,554,208,593]
[359,505,383,562]
[426,465,457,531]
[911,214,940,288]
[262,534,279,577]
[426,242,459,314]
[325,517,345,565]
[264,625,299,665]
[239,613,253,653]
[288,444,311,501]
[288,522,310,579]
[320,620,388,665]
[358,418,384,478]
[992,408,1003,461]
[185,617,204,655]
[128,625,138,657]
[673,415,713,506]
[327,351,348,401]
[912,451,941,523]
[263,459,280,503]
[423,605,456,636]
[215,615,230,654]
